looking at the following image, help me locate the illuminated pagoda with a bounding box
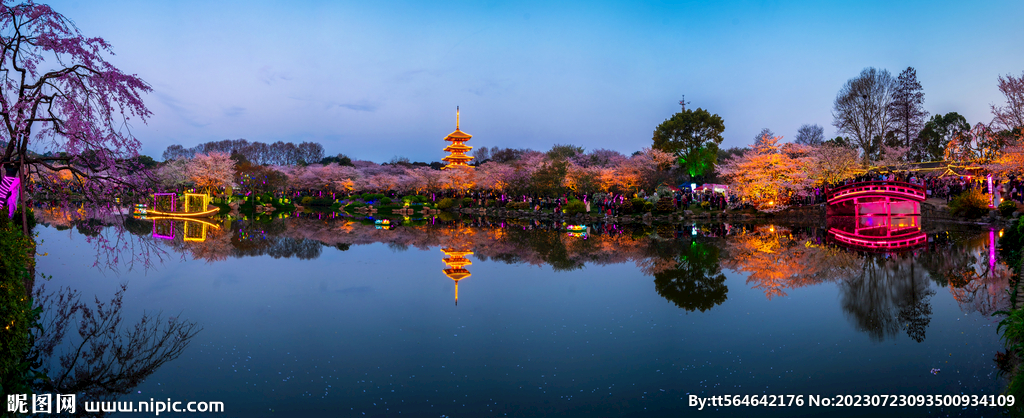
[441,247,473,305]
[441,107,474,170]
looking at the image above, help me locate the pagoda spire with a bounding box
[456,106,460,130]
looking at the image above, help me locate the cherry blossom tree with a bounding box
[806,144,861,186]
[0,2,152,235]
[187,152,235,194]
[474,161,512,192]
[719,135,811,210]
[236,162,287,196]
[613,148,675,194]
[873,145,913,173]
[985,129,1024,176]
[441,166,475,194]
[945,122,1003,163]
[992,71,1024,132]
[155,158,191,190]
[407,166,443,195]
[565,163,604,194]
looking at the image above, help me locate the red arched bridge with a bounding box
[826,181,926,217]
[826,181,927,251]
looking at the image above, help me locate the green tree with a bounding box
[652,107,725,181]
[546,144,584,161]
[530,159,569,195]
[319,154,353,166]
[917,112,970,162]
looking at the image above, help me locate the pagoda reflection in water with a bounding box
[827,198,925,252]
[441,248,473,305]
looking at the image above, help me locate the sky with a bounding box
[43,0,1024,163]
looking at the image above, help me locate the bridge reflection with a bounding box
[827,215,927,251]
[147,216,222,242]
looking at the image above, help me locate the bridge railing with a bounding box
[826,181,926,203]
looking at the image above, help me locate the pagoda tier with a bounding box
[442,107,474,170]
[442,248,474,305]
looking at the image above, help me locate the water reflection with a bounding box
[838,255,934,342]
[118,213,1011,343]
[16,284,201,416]
[442,248,473,305]
[828,196,926,252]
[651,238,728,312]
[147,217,221,242]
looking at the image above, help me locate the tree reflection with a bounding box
[837,256,934,342]
[96,213,1014,341]
[652,240,728,312]
[29,284,201,414]
[721,225,848,300]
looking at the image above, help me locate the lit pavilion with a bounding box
[441,107,474,170]
[441,247,473,305]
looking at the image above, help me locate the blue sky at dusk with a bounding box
[47,0,1024,162]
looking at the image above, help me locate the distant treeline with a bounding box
[163,139,330,166]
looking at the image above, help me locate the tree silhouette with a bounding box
[653,241,728,312]
[30,284,200,412]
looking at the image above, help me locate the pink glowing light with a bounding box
[154,192,177,212]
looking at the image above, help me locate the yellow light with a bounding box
[1000,229,1005,238]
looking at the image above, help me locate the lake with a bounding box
[31,212,1013,417]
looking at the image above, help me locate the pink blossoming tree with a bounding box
[0,1,151,235]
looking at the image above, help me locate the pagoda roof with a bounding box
[441,163,473,169]
[443,258,473,268]
[445,129,472,140]
[443,155,474,162]
[444,144,473,152]
[444,268,471,281]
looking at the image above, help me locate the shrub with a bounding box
[507,201,531,210]
[564,200,586,215]
[0,217,32,393]
[302,197,335,207]
[618,200,633,213]
[949,188,990,218]
[643,201,655,212]
[700,201,711,210]
[461,197,474,207]
[1001,217,1024,274]
[996,307,1024,404]
[630,197,646,210]
[1000,200,1017,217]
[343,202,366,212]
[655,197,674,212]
[380,197,392,205]
[437,197,456,210]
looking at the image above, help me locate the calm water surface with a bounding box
[33,214,1012,417]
